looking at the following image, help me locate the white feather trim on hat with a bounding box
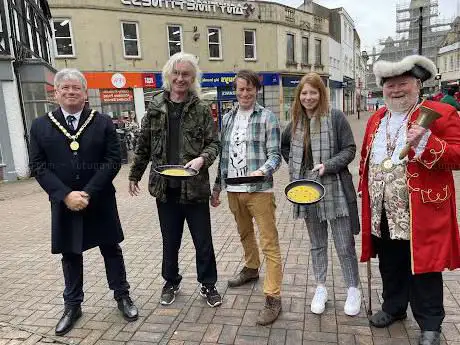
[373,55,437,87]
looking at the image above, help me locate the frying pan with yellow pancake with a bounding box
[154,165,198,180]
[284,178,325,205]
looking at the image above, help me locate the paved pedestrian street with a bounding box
[1,113,459,345]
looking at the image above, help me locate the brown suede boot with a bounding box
[227,267,259,287]
[256,295,281,326]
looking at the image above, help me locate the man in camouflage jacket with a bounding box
[129,92,218,202]
[128,53,222,307]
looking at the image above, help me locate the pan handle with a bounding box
[309,169,320,181]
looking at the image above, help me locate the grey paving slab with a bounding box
[0,112,459,344]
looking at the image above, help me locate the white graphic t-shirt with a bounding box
[227,107,253,192]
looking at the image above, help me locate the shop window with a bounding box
[244,29,256,60]
[301,36,309,65]
[121,22,140,58]
[315,39,322,66]
[167,25,182,57]
[22,82,56,131]
[208,27,222,60]
[53,19,74,57]
[286,33,295,64]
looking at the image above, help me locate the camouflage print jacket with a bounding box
[128,91,219,203]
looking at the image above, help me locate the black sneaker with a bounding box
[200,285,222,308]
[160,283,180,305]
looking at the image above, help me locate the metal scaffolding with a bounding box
[367,0,455,91]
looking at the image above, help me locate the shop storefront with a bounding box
[281,74,329,121]
[83,71,160,124]
[83,71,281,128]
[343,76,355,115]
[329,79,343,111]
[0,59,56,181]
[200,72,280,127]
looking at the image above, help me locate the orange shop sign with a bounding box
[83,72,157,89]
[100,89,134,103]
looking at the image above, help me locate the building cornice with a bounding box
[48,3,329,36]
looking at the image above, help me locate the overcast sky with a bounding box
[271,0,458,52]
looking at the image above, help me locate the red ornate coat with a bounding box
[358,100,460,274]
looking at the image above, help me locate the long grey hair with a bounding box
[162,52,202,96]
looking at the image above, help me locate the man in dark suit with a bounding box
[29,68,138,336]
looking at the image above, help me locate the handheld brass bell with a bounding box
[399,105,441,160]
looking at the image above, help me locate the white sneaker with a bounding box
[344,287,361,316]
[311,286,328,314]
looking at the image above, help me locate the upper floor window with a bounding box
[208,27,222,59]
[167,25,182,57]
[53,19,74,57]
[302,36,309,64]
[0,0,9,55]
[244,29,256,60]
[121,22,140,58]
[286,33,295,63]
[314,39,322,65]
[285,8,295,23]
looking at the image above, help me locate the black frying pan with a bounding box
[284,174,325,205]
[225,175,265,185]
[154,165,198,180]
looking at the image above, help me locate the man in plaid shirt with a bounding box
[211,69,283,325]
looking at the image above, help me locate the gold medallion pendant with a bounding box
[70,141,80,151]
[381,158,394,173]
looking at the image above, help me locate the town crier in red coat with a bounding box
[358,55,460,345]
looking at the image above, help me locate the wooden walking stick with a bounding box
[367,259,372,316]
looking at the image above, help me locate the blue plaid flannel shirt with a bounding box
[213,102,281,193]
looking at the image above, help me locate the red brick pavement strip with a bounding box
[0,112,460,344]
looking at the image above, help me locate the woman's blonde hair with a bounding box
[290,72,329,154]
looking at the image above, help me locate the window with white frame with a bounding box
[244,29,256,60]
[286,33,295,63]
[208,27,222,59]
[53,19,74,57]
[121,22,140,58]
[167,25,182,57]
[302,36,309,64]
[314,39,321,65]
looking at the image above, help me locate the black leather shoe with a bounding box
[369,310,407,328]
[419,331,441,345]
[117,296,138,322]
[55,306,82,336]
